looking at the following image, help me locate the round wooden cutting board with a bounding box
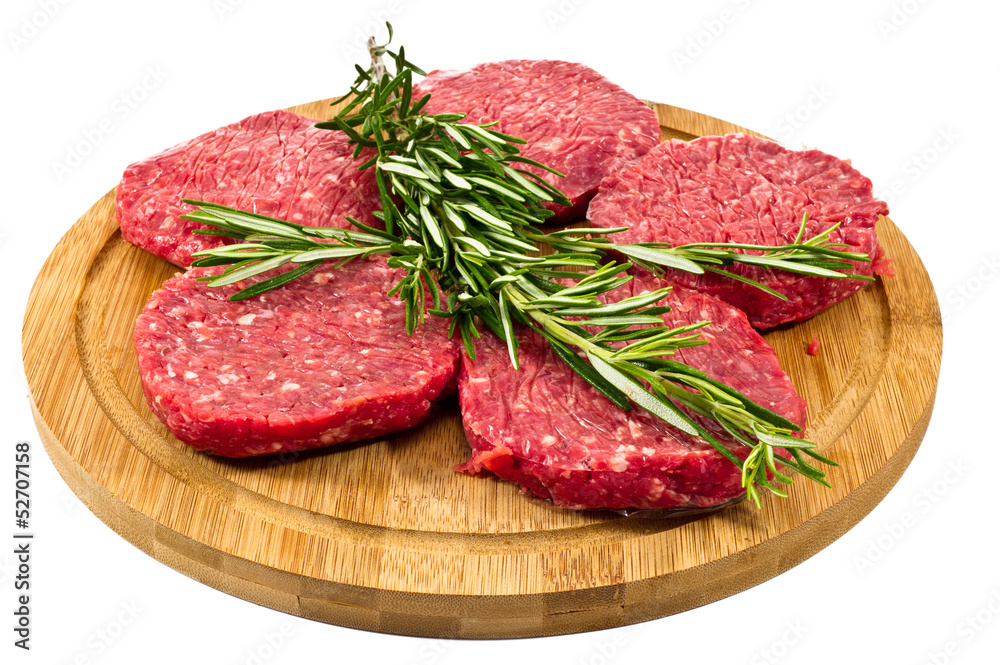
[22,98,942,639]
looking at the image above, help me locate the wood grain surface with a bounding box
[22,98,943,638]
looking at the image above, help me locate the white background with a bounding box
[3,0,997,663]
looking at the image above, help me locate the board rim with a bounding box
[22,99,943,638]
[29,388,934,638]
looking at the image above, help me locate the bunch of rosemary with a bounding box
[185,25,859,506]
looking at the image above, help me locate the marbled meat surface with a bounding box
[586,133,892,328]
[117,110,381,267]
[133,256,461,457]
[415,60,661,223]
[457,274,807,510]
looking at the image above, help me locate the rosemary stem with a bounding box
[183,24,838,507]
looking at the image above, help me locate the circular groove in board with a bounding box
[22,98,943,638]
[77,231,891,544]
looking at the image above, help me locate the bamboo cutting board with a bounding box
[22,98,942,639]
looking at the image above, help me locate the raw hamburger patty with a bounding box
[117,110,381,267]
[457,275,807,511]
[414,60,661,223]
[587,133,892,328]
[134,256,461,457]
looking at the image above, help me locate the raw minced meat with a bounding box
[133,256,461,457]
[117,110,382,267]
[456,274,807,510]
[587,133,891,328]
[415,60,661,223]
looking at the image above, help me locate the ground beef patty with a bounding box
[117,109,381,267]
[414,60,661,223]
[457,275,807,511]
[134,256,460,457]
[587,133,892,328]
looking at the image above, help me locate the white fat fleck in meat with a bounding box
[184,371,198,380]
[280,382,300,392]
[608,454,628,473]
[540,435,558,447]
[237,314,257,325]
[187,321,203,329]
[265,371,277,380]
[193,390,224,404]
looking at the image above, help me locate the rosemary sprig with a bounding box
[184,197,832,510]
[183,25,843,507]
[528,214,873,301]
